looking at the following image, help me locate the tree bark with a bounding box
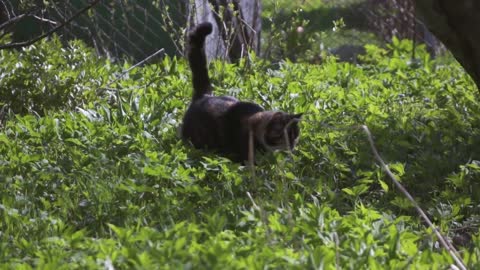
[415,0,480,90]
[190,0,261,62]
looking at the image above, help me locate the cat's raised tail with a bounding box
[188,22,213,101]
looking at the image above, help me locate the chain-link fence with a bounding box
[363,0,444,56]
[1,0,186,61]
[0,0,445,63]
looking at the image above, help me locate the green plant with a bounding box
[0,37,479,269]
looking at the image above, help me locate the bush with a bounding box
[0,37,115,115]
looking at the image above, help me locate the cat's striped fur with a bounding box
[181,22,301,162]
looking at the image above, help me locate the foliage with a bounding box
[0,37,480,269]
[261,0,376,63]
[0,37,113,115]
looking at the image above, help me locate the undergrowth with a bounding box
[0,37,480,269]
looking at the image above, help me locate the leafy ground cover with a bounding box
[1,37,480,269]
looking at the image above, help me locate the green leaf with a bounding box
[379,180,389,192]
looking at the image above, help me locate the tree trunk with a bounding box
[190,0,261,62]
[415,0,480,90]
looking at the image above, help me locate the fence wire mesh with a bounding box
[0,0,445,62]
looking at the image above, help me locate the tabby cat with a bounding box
[181,22,302,162]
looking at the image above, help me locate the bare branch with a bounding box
[360,125,467,270]
[248,129,256,178]
[0,0,101,50]
[0,0,12,21]
[0,8,41,40]
[0,13,29,31]
[32,15,58,25]
[104,48,165,88]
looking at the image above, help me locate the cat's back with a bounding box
[222,101,264,138]
[181,95,238,149]
[191,95,238,117]
[224,101,264,120]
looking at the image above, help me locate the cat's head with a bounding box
[261,112,302,151]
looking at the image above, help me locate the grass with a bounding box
[0,36,479,269]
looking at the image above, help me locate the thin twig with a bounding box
[411,3,416,60]
[158,0,184,55]
[246,191,260,210]
[0,0,11,21]
[0,8,41,39]
[0,0,101,50]
[248,129,256,178]
[32,15,58,25]
[360,125,467,270]
[104,48,165,88]
[283,118,300,155]
[0,13,28,30]
[333,232,340,270]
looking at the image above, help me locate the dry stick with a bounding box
[0,0,11,20]
[0,0,101,50]
[302,116,466,268]
[246,191,270,240]
[32,15,58,25]
[0,10,41,39]
[360,125,467,270]
[283,118,301,155]
[0,13,28,30]
[246,191,259,210]
[104,48,165,88]
[333,232,340,270]
[158,0,184,56]
[253,119,466,267]
[248,129,256,178]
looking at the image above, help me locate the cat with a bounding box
[181,22,302,162]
